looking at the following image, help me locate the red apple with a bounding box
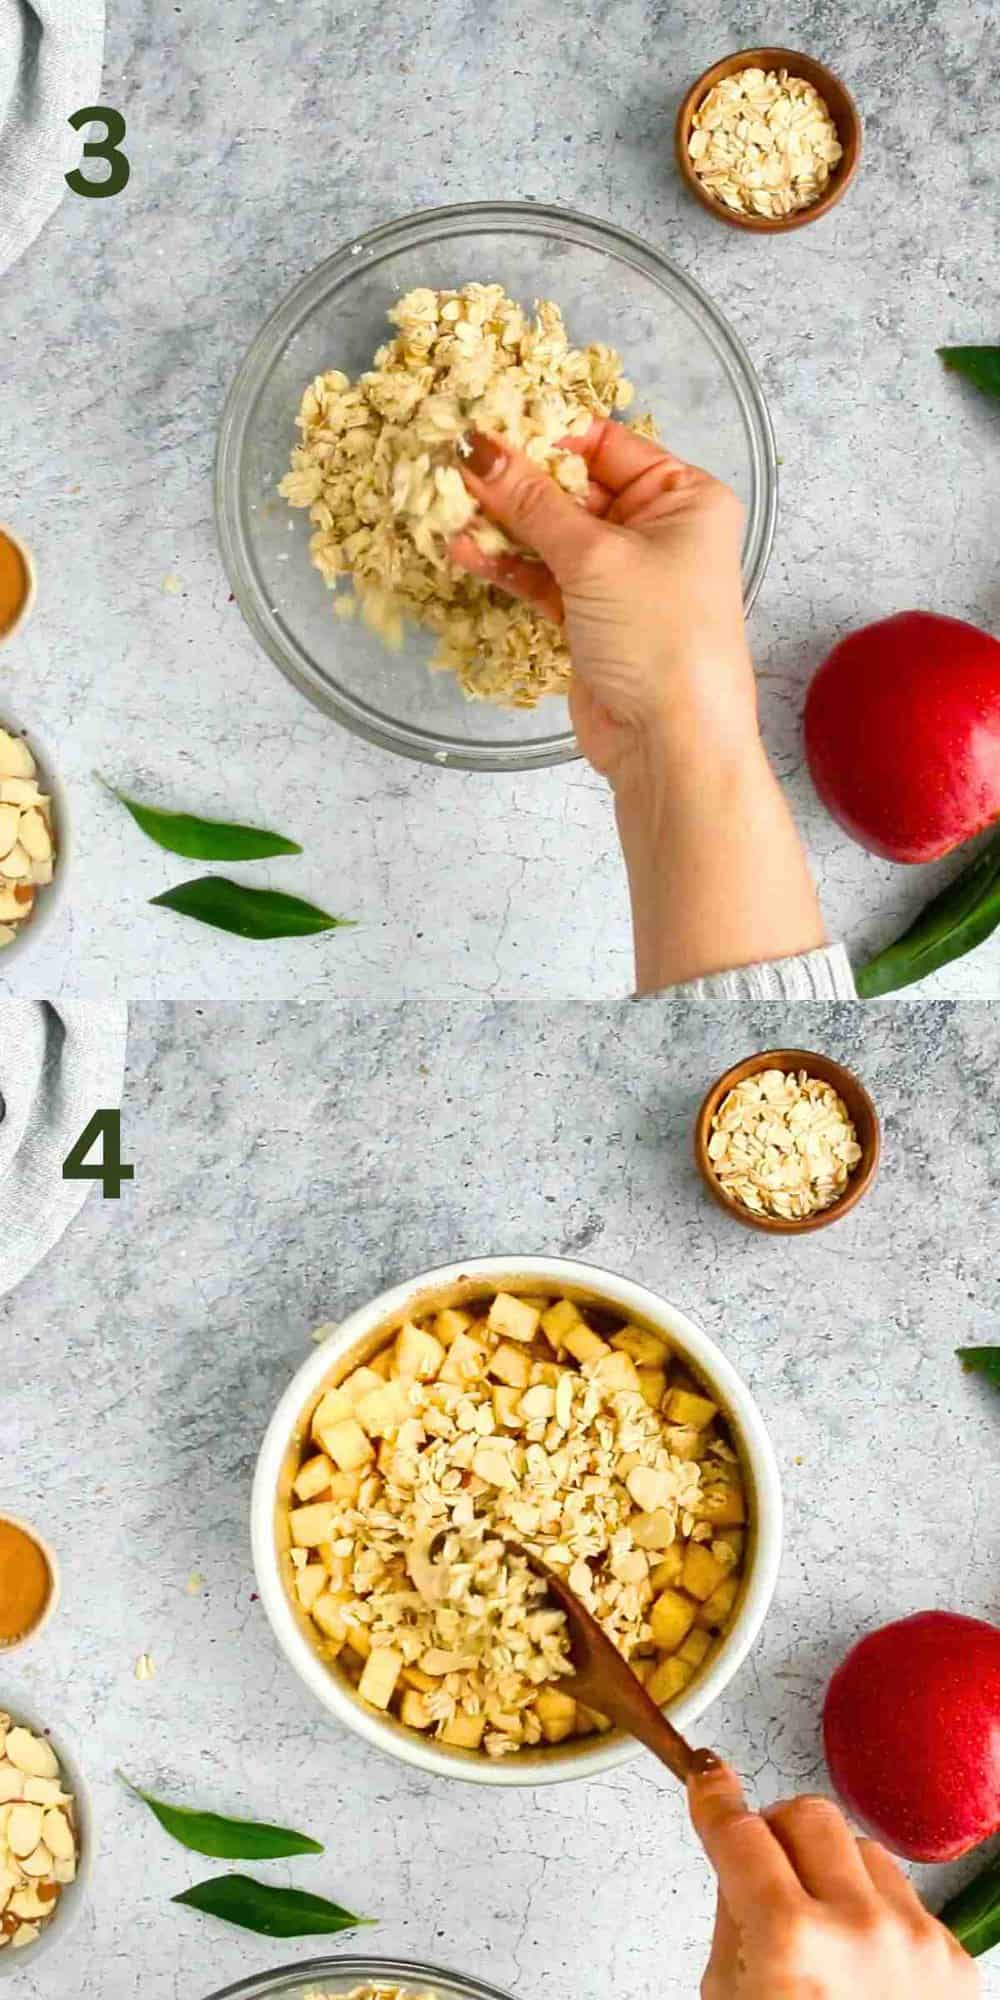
[823,1610,1000,1861]
[804,609,1000,861]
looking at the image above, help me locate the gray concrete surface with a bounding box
[1,1,999,1000]
[3,998,999,1996]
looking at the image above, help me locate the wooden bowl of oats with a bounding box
[694,1050,880,1235]
[675,49,862,233]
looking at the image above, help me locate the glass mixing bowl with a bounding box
[216,201,777,771]
[202,1958,517,2000]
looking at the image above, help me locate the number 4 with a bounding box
[62,1109,135,1199]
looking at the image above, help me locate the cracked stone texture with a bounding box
[2,997,998,1998]
[2,1,1000,1002]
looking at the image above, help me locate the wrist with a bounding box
[611,726,771,853]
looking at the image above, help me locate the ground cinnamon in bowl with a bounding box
[0,528,34,642]
[0,1518,56,1648]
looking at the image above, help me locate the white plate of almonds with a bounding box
[0,1702,92,1971]
[0,717,66,966]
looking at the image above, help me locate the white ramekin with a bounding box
[252,1255,783,1787]
[0,1693,94,1976]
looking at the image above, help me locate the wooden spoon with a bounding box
[513,1540,705,1783]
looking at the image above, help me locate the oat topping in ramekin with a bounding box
[284,1287,747,1758]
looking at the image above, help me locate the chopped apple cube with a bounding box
[355,1380,411,1438]
[677,1628,712,1669]
[534,1687,577,1742]
[310,1385,352,1437]
[295,1564,328,1611]
[649,1587,698,1653]
[395,1321,445,1380]
[440,1712,486,1750]
[358,1646,402,1709]
[563,1325,610,1366]
[488,1341,531,1388]
[293,1453,334,1502]
[697,1481,747,1526]
[664,1387,719,1429]
[697,1576,740,1630]
[649,1546,685,1590]
[611,1324,670,1366]
[290,1500,336,1548]
[487,1292,541,1343]
[400,1689,433,1730]
[492,1384,522,1426]
[539,1297,582,1348]
[646,1656,693,1705]
[439,1329,487,1383]
[682,1543,728,1602]
[434,1307,473,1347]
[637,1367,668,1408]
[321,1417,375,1471]
[590,1351,641,1395]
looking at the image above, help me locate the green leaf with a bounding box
[855,832,1000,997]
[939,1853,1000,1958]
[956,1347,1000,1389]
[150,876,352,940]
[939,346,1000,403]
[118,1773,322,1859]
[172,1874,371,1938]
[101,781,301,860]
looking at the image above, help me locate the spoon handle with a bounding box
[591,1669,698,1783]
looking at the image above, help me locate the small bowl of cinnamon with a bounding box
[0,1516,59,1651]
[0,528,36,648]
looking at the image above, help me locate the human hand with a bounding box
[688,1757,980,2000]
[452,422,757,792]
[453,423,827,992]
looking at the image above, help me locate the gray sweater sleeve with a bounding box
[643,943,857,1002]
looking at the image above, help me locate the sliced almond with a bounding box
[0,887,28,921]
[4,1730,58,1781]
[0,804,19,857]
[21,1778,69,1807]
[19,1843,53,1879]
[30,859,53,886]
[0,731,35,782]
[0,1763,24,1805]
[0,841,31,881]
[0,780,46,807]
[18,809,52,862]
[41,1808,74,1861]
[0,923,15,945]
[6,1803,43,1858]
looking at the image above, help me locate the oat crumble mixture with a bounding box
[279,283,656,708]
[285,1290,746,1759]
[305,1988,439,2000]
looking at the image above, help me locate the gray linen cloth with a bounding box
[0,0,106,277]
[0,1001,127,1295]
[649,942,857,1002]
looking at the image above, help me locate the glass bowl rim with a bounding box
[200,1954,519,2000]
[215,198,778,772]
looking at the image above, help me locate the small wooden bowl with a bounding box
[675,48,862,234]
[694,1049,880,1235]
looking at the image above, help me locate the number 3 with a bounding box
[65,107,131,199]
